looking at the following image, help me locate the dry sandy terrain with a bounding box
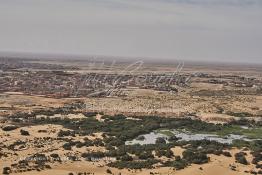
[1,60,261,175]
[1,80,261,122]
[5,147,258,175]
[1,122,260,175]
[82,85,262,122]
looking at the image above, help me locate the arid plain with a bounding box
[0,57,261,175]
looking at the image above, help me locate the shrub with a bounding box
[136,136,145,141]
[155,137,166,144]
[106,169,112,174]
[222,151,232,157]
[2,167,11,174]
[50,153,61,161]
[62,143,72,150]
[235,152,248,165]
[163,160,188,170]
[108,159,159,169]
[20,129,30,136]
[58,130,75,137]
[121,154,133,161]
[138,151,154,160]
[155,149,174,158]
[81,152,105,159]
[168,136,179,142]
[251,151,262,164]
[2,125,18,131]
[183,150,209,164]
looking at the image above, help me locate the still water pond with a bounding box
[125,129,250,145]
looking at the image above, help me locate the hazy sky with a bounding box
[0,0,262,63]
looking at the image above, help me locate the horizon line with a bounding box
[0,50,261,66]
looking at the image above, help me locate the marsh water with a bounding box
[125,129,250,145]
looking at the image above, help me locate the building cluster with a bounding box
[0,70,184,98]
[0,57,78,71]
[193,73,262,88]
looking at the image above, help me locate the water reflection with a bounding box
[125,129,251,145]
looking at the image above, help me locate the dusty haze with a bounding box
[0,0,262,63]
